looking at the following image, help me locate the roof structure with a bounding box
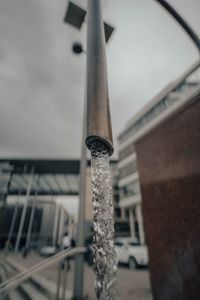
[0,159,117,197]
[0,159,82,196]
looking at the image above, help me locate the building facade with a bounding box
[0,159,121,248]
[1,196,73,250]
[117,61,200,245]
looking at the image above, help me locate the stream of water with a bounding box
[91,141,118,300]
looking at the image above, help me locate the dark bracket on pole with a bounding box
[64,1,115,43]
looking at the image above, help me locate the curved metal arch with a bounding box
[154,0,200,51]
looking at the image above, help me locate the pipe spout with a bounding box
[85,0,114,156]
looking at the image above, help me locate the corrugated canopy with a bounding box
[0,159,82,196]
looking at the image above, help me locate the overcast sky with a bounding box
[0,0,199,159]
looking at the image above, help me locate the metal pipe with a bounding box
[53,201,59,247]
[0,247,82,290]
[85,0,114,156]
[6,201,19,252]
[62,260,68,300]
[154,0,200,51]
[73,84,87,300]
[15,167,34,252]
[25,175,39,251]
[0,247,86,294]
[56,262,62,300]
[6,166,27,253]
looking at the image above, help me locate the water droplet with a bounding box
[91,141,118,300]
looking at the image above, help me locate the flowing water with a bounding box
[91,141,118,300]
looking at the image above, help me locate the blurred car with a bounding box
[115,237,149,270]
[40,246,57,257]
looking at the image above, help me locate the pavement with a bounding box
[3,251,152,300]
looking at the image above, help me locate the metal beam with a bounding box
[39,176,52,192]
[53,175,64,194]
[73,88,87,300]
[15,167,34,251]
[6,166,27,252]
[12,176,27,190]
[25,175,39,251]
[155,0,200,51]
[57,174,71,193]
[8,190,78,196]
[42,176,54,193]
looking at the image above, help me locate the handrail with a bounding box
[1,247,73,289]
[0,247,86,294]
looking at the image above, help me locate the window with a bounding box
[128,242,140,246]
[121,180,140,198]
[119,161,138,179]
[119,143,135,161]
[115,242,124,247]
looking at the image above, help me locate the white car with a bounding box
[115,238,149,270]
[40,246,57,257]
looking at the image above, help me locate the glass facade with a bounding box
[119,160,137,179]
[119,143,135,160]
[121,180,140,199]
[118,65,200,145]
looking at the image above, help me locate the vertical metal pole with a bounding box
[68,215,73,239]
[3,169,13,204]
[50,196,55,244]
[53,202,59,247]
[46,197,54,246]
[62,260,68,300]
[73,77,87,300]
[74,0,111,297]
[56,262,62,300]
[58,206,65,249]
[85,0,113,155]
[15,167,34,252]
[6,193,20,252]
[129,209,135,239]
[0,165,13,204]
[6,166,27,253]
[136,204,145,245]
[25,175,39,251]
[6,202,18,253]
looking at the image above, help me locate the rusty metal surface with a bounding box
[135,93,200,300]
[85,0,113,156]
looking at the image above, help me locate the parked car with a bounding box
[40,246,57,257]
[115,238,149,270]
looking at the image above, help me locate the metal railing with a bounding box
[0,247,86,295]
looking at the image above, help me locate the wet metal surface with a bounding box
[86,0,113,156]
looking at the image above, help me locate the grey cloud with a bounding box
[0,0,199,159]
